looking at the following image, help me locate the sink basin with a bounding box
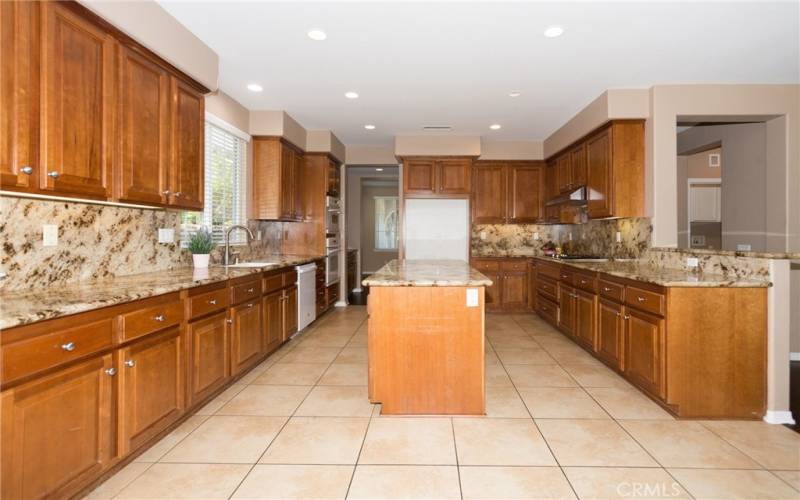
[226,261,280,268]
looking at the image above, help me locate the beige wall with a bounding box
[205,91,249,133]
[79,0,218,91]
[346,145,398,166]
[677,147,722,247]
[394,135,481,156]
[360,183,400,273]
[306,130,346,163]
[479,141,544,160]
[249,110,284,136]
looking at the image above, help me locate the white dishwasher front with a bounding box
[296,263,317,332]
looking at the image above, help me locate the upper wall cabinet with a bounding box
[472,161,545,224]
[252,137,304,221]
[0,1,208,209]
[402,157,472,197]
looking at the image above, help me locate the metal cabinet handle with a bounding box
[624,314,631,320]
[614,311,621,317]
[174,192,182,197]
[124,359,135,367]
[580,279,587,284]
[226,319,233,324]
[61,342,76,352]
[21,166,33,175]
[247,303,254,308]
[105,367,117,376]
[247,288,255,293]
[637,296,646,302]
[153,314,165,322]
[603,287,612,292]
[163,190,171,196]
[208,299,217,305]
[47,171,60,178]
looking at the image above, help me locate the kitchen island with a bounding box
[362,260,492,415]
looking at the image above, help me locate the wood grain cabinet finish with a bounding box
[471,163,506,223]
[624,307,665,399]
[1,354,114,500]
[403,158,436,195]
[558,284,576,337]
[508,164,544,223]
[40,1,114,199]
[403,157,472,197]
[597,298,625,370]
[0,0,39,192]
[118,327,185,455]
[169,77,204,210]
[471,258,530,312]
[283,286,298,341]
[230,299,263,375]
[436,158,471,195]
[501,271,528,310]
[574,288,596,350]
[472,162,544,224]
[263,290,283,354]
[188,312,229,405]
[252,137,303,221]
[556,154,572,193]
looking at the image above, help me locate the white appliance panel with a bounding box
[296,263,317,332]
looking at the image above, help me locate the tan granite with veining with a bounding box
[534,257,770,288]
[362,260,492,287]
[0,254,323,330]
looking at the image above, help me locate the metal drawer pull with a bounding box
[226,319,233,324]
[105,367,117,376]
[247,288,255,293]
[247,303,254,308]
[47,171,60,178]
[624,314,631,320]
[153,314,166,322]
[21,166,33,175]
[163,190,171,196]
[175,192,182,197]
[603,287,612,292]
[580,279,587,284]
[614,311,621,317]
[637,296,646,302]
[125,359,135,367]
[61,342,76,352]
[208,299,217,305]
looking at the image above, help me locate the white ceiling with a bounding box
[158,1,799,146]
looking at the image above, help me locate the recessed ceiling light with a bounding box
[544,25,564,38]
[508,91,521,98]
[375,168,384,171]
[307,29,327,41]
[490,124,502,130]
[345,91,359,99]
[364,124,376,130]
[247,83,263,92]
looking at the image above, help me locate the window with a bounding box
[374,196,399,250]
[181,118,248,244]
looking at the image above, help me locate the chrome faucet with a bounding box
[224,225,255,266]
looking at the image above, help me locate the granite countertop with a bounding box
[533,256,771,288]
[0,254,323,330]
[649,246,800,260]
[363,259,493,287]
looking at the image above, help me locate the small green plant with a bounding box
[187,228,215,254]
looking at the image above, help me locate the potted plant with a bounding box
[188,228,214,268]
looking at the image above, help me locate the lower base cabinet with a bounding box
[284,286,298,341]
[230,299,263,375]
[1,355,114,500]
[188,312,230,405]
[574,288,596,350]
[597,298,625,370]
[558,285,576,336]
[624,307,665,399]
[264,290,283,353]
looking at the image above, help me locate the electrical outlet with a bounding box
[158,228,174,244]
[568,232,573,241]
[686,257,699,268]
[466,288,479,307]
[615,231,622,243]
[256,230,262,240]
[737,244,752,251]
[42,225,58,247]
[480,231,486,241]
[533,232,540,241]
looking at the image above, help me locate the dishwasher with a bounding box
[296,263,317,332]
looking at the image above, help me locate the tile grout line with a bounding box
[450,417,464,500]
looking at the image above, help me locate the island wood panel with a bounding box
[368,286,485,415]
[665,287,767,419]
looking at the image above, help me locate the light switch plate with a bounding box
[42,224,58,247]
[480,231,486,241]
[256,230,262,240]
[466,288,479,307]
[686,257,699,268]
[615,231,622,243]
[533,232,540,241]
[158,228,174,243]
[737,244,752,251]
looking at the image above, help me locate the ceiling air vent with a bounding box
[422,126,452,131]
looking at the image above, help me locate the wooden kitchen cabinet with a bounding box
[624,307,665,399]
[501,270,528,310]
[252,137,303,221]
[0,0,39,193]
[556,154,572,193]
[230,299,263,375]
[472,161,544,224]
[188,312,229,405]
[471,258,530,312]
[283,286,298,341]
[169,77,204,210]
[508,164,544,223]
[40,1,115,199]
[118,327,185,455]
[263,290,283,354]
[471,163,506,223]
[574,288,596,350]
[117,45,170,205]
[586,121,645,219]
[569,143,587,188]
[558,284,576,336]
[483,270,502,310]
[597,298,625,370]
[1,354,114,500]
[403,157,472,197]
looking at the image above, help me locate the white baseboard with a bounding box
[791,352,800,361]
[763,410,796,425]
[334,301,348,308]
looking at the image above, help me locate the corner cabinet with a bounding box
[402,157,472,197]
[471,161,544,224]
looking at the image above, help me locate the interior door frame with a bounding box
[686,177,722,248]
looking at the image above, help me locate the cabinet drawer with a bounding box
[558,268,575,285]
[537,296,559,325]
[472,260,500,272]
[574,272,597,293]
[536,261,561,280]
[625,286,665,316]
[119,301,184,342]
[188,288,229,320]
[231,279,262,305]
[598,279,625,303]
[283,270,297,287]
[2,319,114,383]
[501,260,528,271]
[263,273,284,295]
[537,276,559,302]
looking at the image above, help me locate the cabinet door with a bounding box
[40,1,114,198]
[484,271,502,311]
[471,163,506,223]
[556,154,572,193]
[283,286,298,341]
[1,355,113,500]
[293,152,304,220]
[326,159,339,196]
[545,160,559,200]
[574,289,596,350]
[558,285,576,336]
[436,158,471,195]
[117,45,170,205]
[502,272,528,310]
[118,327,184,455]
[570,143,587,188]
[263,290,283,353]
[169,77,204,210]
[403,159,436,195]
[597,299,624,370]
[528,262,537,310]
[188,312,229,405]
[508,165,543,223]
[279,146,295,220]
[230,299,263,375]
[586,128,613,218]
[624,308,665,399]
[0,0,39,191]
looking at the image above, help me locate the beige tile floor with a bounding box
[87,307,800,499]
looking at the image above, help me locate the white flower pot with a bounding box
[192,254,210,268]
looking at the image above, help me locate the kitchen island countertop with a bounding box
[362,259,492,287]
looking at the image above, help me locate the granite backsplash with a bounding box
[0,196,286,291]
[471,218,652,259]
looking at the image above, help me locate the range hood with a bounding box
[545,186,587,207]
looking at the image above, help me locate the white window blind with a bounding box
[374,196,399,250]
[181,121,247,245]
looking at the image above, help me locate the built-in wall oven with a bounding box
[325,235,340,286]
